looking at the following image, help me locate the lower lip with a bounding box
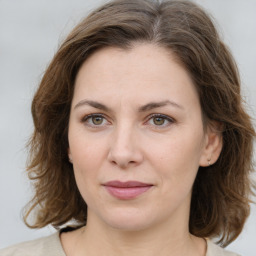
[104,186,152,200]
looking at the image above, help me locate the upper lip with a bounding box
[103,180,153,188]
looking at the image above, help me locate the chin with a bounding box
[99,207,155,232]
[107,219,152,232]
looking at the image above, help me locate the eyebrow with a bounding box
[74,100,110,112]
[74,99,184,112]
[138,100,184,112]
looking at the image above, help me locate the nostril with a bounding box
[107,131,144,168]
[107,149,143,169]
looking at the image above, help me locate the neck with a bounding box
[70,213,206,256]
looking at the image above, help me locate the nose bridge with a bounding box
[115,121,134,147]
[108,120,143,168]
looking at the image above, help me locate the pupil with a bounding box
[154,117,164,125]
[92,116,103,125]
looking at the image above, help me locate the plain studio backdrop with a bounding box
[0,0,255,254]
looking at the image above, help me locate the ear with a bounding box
[68,147,73,164]
[199,122,223,167]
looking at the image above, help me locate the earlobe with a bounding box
[199,124,223,167]
[207,154,212,166]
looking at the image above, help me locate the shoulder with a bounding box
[206,240,241,256]
[0,232,66,256]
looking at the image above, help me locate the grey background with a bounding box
[0,0,255,254]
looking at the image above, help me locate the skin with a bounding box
[63,43,222,256]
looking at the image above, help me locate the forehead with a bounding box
[73,43,199,110]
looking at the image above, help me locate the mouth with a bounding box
[102,180,153,200]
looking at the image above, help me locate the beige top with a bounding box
[0,232,241,256]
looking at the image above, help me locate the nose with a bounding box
[107,125,143,169]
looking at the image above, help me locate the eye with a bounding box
[147,114,175,127]
[82,114,109,127]
[152,116,165,125]
[91,116,104,125]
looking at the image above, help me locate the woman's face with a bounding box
[68,43,220,232]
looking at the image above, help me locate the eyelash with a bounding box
[82,113,108,127]
[81,113,175,128]
[146,114,175,128]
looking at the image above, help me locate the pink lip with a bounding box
[103,180,153,200]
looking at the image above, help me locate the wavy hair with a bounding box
[24,0,255,247]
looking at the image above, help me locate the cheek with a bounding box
[147,129,204,184]
[70,141,103,206]
[69,127,107,167]
[68,130,104,189]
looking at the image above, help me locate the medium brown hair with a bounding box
[24,0,255,246]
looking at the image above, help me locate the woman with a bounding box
[1,0,255,255]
